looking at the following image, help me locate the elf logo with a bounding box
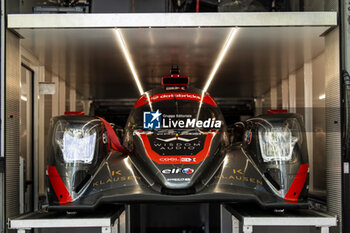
[162,168,194,174]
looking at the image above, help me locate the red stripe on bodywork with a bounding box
[47,166,73,204]
[64,111,84,115]
[134,92,217,108]
[134,95,148,108]
[97,117,129,153]
[267,109,288,113]
[284,164,309,201]
[139,133,214,164]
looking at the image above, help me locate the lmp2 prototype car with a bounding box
[46,72,309,210]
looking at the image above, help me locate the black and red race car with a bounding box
[46,72,309,210]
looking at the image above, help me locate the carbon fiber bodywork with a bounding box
[46,87,309,210]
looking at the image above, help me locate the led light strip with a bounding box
[197,28,239,119]
[20,95,28,102]
[115,29,144,95]
[202,28,239,94]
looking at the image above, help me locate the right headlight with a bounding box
[54,119,99,164]
[61,129,97,164]
[258,118,302,162]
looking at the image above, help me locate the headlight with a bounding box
[61,130,96,164]
[258,126,298,162]
[54,121,98,164]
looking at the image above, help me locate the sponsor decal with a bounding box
[152,129,202,135]
[134,92,217,108]
[143,110,162,129]
[162,168,194,174]
[182,168,194,174]
[159,157,196,163]
[156,137,198,142]
[181,158,196,162]
[214,168,263,185]
[92,170,141,187]
[139,132,215,164]
[167,178,191,182]
[245,130,252,144]
[160,158,180,162]
[163,118,221,129]
[111,170,122,176]
[92,176,141,187]
[151,136,204,155]
[143,110,222,130]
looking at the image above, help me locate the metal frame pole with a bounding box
[0,0,6,231]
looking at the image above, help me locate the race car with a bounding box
[46,70,309,210]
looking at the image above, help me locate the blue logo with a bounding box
[143,110,162,129]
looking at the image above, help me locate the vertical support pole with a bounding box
[320,226,329,233]
[0,0,5,230]
[51,76,59,117]
[59,79,66,115]
[325,27,342,230]
[0,0,4,154]
[254,98,263,116]
[289,73,296,113]
[270,87,277,109]
[101,227,111,233]
[33,65,39,212]
[19,157,24,214]
[5,26,21,230]
[242,225,253,233]
[36,66,45,211]
[17,229,26,233]
[0,171,3,233]
[304,61,313,190]
[69,88,76,112]
[125,205,131,233]
[220,205,233,233]
[342,1,350,232]
[111,217,119,233]
[282,79,289,109]
[119,211,126,233]
[232,216,239,233]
